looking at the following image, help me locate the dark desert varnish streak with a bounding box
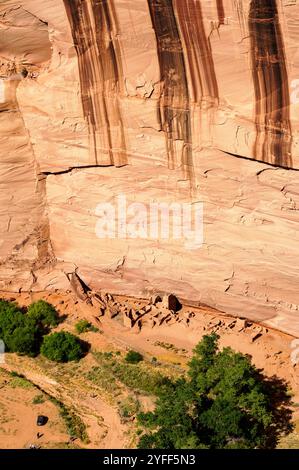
[174,0,219,105]
[147,0,193,177]
[63,0,126,166]
[249,0,292,167]
[216,0,225,25]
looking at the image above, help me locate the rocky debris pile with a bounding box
[204,316,267,342]
[119,294,182,331]
[77,285,269,341]
[89,292,185,331]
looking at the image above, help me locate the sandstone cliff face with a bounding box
[1,0,299,335]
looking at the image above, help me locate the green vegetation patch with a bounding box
[0,299,60,358]
[75,319,99,334]
[90,351,172,396]
[137,333,294,450]
[118,395,140,420]
[32,393,46,405]
[125,350,143,364]
[41,332,84,363]
[49,397,89,443]
[9,372,34,389]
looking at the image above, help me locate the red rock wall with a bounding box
[1,0,299,335]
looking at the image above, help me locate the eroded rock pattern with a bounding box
[249,0,292,167]
[174,0,219,105]
[63,0,127,166]
[216,0,225,25]
[1,0,299,335]
[147,0,192,174]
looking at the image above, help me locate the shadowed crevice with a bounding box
[249,0,292,167]
[63,0,127,167]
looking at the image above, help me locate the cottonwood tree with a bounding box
[138,333,293,449]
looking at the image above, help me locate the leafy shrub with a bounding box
[9,325,38,356]
[32,394,46,405]
[9,375,33,389]
[0,299,63,358]
[49,397,89,443]
[27,300,59,329]
[0,300,25,351]
[60,407,89,443]
[125,350,143,364]
[10,371,20,377]
[118,396,140,420]
[75,319,99,334]
[41,332,83,362]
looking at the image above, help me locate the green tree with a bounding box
[0,299,43,355]
[9,325,38,356]
[125,350,143,364]
[137,333,293,449]
[0,300,25,351]
[0,299,66,358]
[27,300,59,329]
[41,331,83,362]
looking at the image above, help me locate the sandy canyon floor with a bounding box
[0,289,299,449]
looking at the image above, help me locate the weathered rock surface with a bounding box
[1,1,299,335]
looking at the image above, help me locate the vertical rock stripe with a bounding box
[63,0,127,166]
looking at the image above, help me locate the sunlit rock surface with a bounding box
[1,0,299,335]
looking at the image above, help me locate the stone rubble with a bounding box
[85,291,268,341]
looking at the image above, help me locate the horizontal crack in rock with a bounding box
[41,163,126,176]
